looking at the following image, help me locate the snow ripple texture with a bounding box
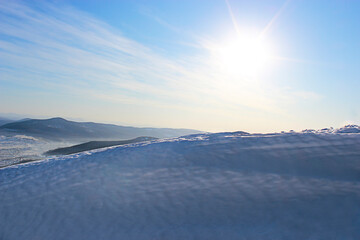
[1,130,360,239]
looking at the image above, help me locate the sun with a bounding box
[212,34,273,78]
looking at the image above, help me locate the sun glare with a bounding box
[212,34,273,78]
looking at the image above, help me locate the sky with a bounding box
[0,0,359,132]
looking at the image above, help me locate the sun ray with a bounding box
[260,0,291,38]
[224,0,241,36]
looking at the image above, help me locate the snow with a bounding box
[1,128,360,239]
[0,135,71,167]
[335,124,360,133]
[0,135,42,167]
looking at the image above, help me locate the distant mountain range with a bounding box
[0,117,202,142]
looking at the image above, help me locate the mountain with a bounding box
[0,117,202,141]
[0,117,14,126]
[45,136,157,155]
[1,130,359,239]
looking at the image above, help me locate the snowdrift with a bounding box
[1,128,360,239]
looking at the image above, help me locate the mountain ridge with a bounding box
[0,117,202,141]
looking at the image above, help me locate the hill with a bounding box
[0,117,14,126]
[45,136,157,155]
[0,117,202,141]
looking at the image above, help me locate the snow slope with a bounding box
[1,128,360,239]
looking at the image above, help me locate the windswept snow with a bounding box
[335,124,360,133]
[1,129,360,239]
[0,135,43,167]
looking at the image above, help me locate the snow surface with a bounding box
[1,129,360,239]
[0,135,70,167]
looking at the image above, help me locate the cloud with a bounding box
[0,2,216,106]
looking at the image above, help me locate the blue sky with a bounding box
[0,0,359,132]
